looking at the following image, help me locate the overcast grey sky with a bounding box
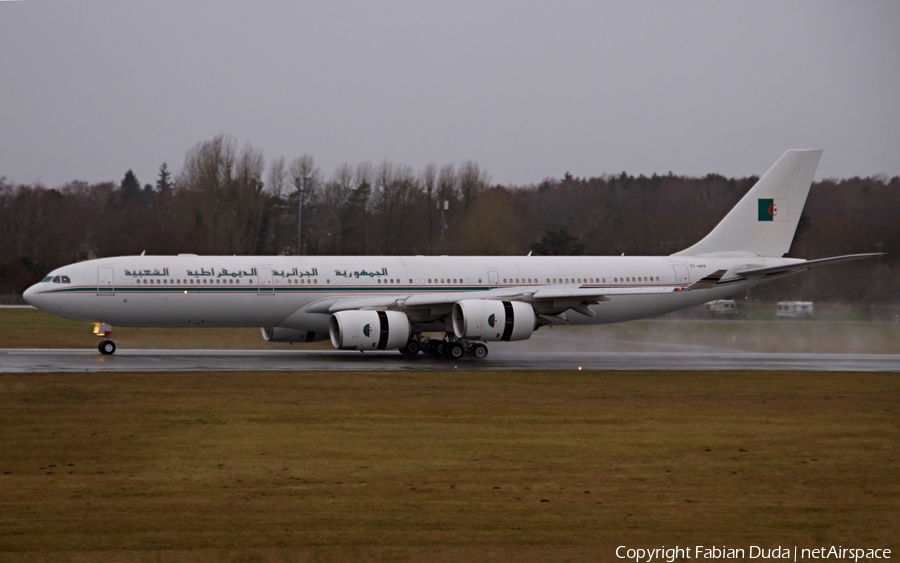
[1,1,898,188]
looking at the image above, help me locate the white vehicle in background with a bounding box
[777,301,814,319]
[704,299,738,316]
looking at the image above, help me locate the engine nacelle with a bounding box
[329,310,410,351]
[261,327,328,343]
[452,300,536,342]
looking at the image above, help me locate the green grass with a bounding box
[0,370,897,561]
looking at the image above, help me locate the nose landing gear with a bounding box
[93,323,116,355]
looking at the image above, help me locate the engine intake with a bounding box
[329,310,410,350]
[261,327,327,343]
[452,300,536,342]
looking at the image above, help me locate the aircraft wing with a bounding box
[735,253,882,277]
[303,284,679,316]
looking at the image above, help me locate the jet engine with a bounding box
[452,300,536,342]
[261,327,328,343]
[329,310,410,350]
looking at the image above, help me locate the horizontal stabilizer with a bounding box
[685,269,728,290]
[735,253,883,277]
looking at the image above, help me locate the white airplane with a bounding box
[24,150,877,359]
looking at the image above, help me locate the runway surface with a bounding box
[2,348,899,372]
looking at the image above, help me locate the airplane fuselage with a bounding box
[26,253,790,332]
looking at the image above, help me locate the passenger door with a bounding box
[97,267,115,296]
[258,268,274,295]
[672,264,689,285]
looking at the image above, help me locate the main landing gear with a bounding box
[400,336,489,360]
[94,323,116,355]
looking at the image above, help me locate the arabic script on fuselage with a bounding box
[334,267,389,278]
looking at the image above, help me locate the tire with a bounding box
[470,343,488,359]
[98,340,116,355]
[444,342,465,360]
[400,339,420,357]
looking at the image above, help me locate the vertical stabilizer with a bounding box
[672,149,822,257]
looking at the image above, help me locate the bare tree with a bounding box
[340,162,373,255]
[266,157,289,254]
[316,163,354,254]
[177,135,267,254]
[453,188,521,255]
[458,160,490,211]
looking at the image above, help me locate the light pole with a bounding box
[438,199,448,242]
[297,174,309,255]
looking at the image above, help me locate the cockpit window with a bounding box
[52,276,61,283]
[41,276,52,283]
[61,276,71,283]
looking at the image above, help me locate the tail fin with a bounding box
[672,149,823,258]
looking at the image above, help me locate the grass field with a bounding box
[0,370,897,562]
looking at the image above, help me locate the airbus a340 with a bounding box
[24,150,877,359]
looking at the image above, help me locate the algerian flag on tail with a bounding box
[672,150,821,258]
[757,198,789,222]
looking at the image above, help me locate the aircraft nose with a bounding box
[23,283,44,308]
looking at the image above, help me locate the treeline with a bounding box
[1,135,897,303]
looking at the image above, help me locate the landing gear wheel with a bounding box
[98,340,116,355]
[400,339,421,357]
[444,342,465,360]
[470,343,488,359]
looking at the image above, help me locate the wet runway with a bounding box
[2,348,899,372]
